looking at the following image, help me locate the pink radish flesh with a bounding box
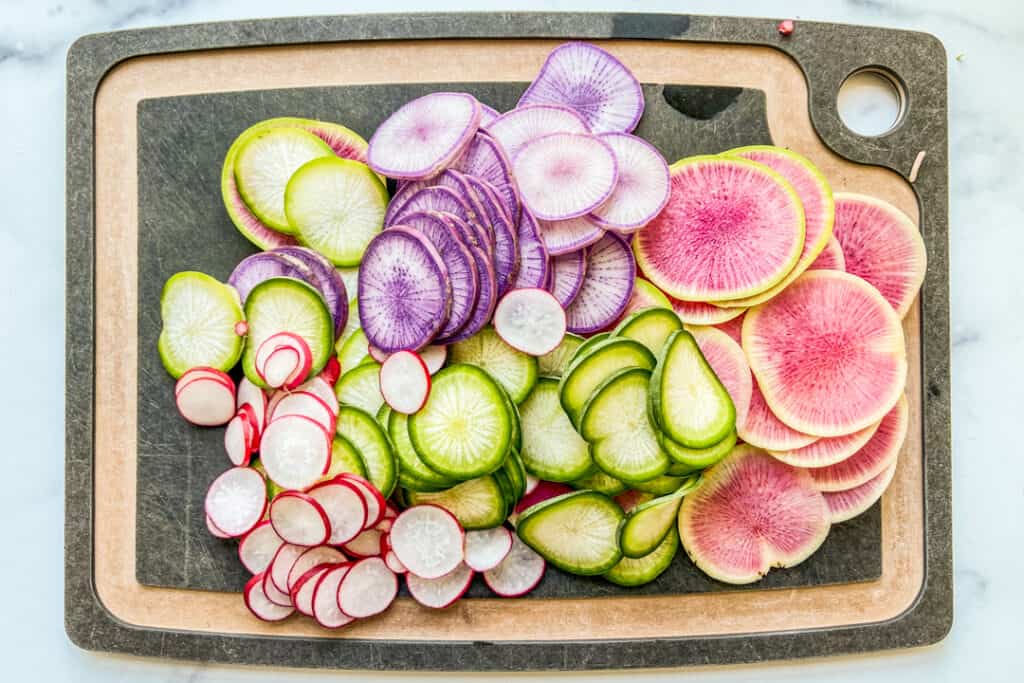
[271,391,336,433]
[589,133,670,230]
[176,377,236,426]
[204,467,267,538]
[768,421,880,468]
[671,298,745,326]
[483,534,546,597]
[379,350,432,414]
[223,413,253,466]
[514,480,573,515]
[464,527,514,572]
[493,288,566,356]
[390,505,465,579]
[823,460,898,523]
[206,514,231,539]
[547,250,588,308]
[513,133,618,221]
[269,543,307,596]
[311,565,355,628]
[486,104,590,160]
[306,480,368,545]
[269,492,331,546]
[286,546,347,592]
[809,396,908,491]
[245,573,295,622]
[689,326,754,430]
[343,528,384,558]
[338,557,399,618]
[291,565,332,617]
[258,414,331,490]
[565,232,636,334]
[319,356,341,385]
[714,312,745,344]
[236,403,261,449]
[739,378,818,451]
[176,367,233,395]
[809,236,846,271]
[407,562,474,608]
[536,215,605,256]
[335,473,385,528]
[385,550,408,574]
[238,521,284,575]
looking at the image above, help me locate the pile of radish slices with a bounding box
[159,39,929,626]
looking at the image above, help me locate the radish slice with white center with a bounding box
[376,518,394,534]
[245,573,295,622]
[204,467,267,538]
[236,403,261,450]
[254,332,312,387]
[287,546,347,591]
[379,351,432,414]
[238,520,284,575]
[589,133,671,231]
[269,492,331,546]
[269,543,307,595]
[342,528,383,558]
[311,564,355,628]
[335,473,386,528]
[291,565,332,617]
[419,345,447,375]
[261,347,301,389]
[270,391,336,433]
[236,376,268,428]
[385,550,408,574]
[383,504,400,520]
[536,215,606,255]
[224,413,253,466]
[262,568,293,607]
[389,505,465,579]
[259,414,331,490]
[338,557,398,618]
[406,562,474,608]
[493,288,567,356]
[483,534,546,597]
[464,527,514,572]
[486,104,590,160]
[524,474,540,496]
[176,367,233,395]
[176,376,236,426]
[205,514,231,539]
[367,92,481,180]
[479,102,500,125]
[306,480,367,545]
[564,232,636,334]
[513,133,618,221]
[293,376,339,415]
[512,209,551,290]
[548,249,589,308]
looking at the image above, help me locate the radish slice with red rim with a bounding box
[564,232,636,334]
[245,572,295,622]
[224,412,254,466]
[513,132,618,221]
[270,391,336,433]
[259,414,331,490]
[536,215,605,256]
[306,480,368,545]
[511,209,550,290]
[389,505,465,579]
[287,546,347,592]
[379,350,432,414]
[419,345,448,375]
[589,133,671,231]
[547,250,589,308]
[319,356,342,385]
[483,534,546,597]
[206,514,231,539]
[464,527,514,572]
[176,367,233,395]
[238,520,284,575]
[261,347,301,388]
[204,467,267,538]
[338,557,398,618]
[269,492,331,547]
[176,375,236,426]
[236,403,262,447]
[367,344,390,363]
[291,565,332,617]
[262,566,293,607]
[493,288,566,356]
[254,332,310,381]
[335,473,386,529]
[342,528,383,558]
[385,550,408,574]
[269,543,307,595]
[376,518,394,534]
[293,376,339,415]
[383,504,400,520]
[406,562,474,608]
[311,564,355,628]
[486,104,591,160]
[451,132,519,222]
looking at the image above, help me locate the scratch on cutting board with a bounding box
[908,150,927,183]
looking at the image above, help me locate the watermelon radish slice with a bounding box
[463,527,514,572]
[486,104,590,160]
[518,42,644,134]
[688,326,753,431]
[511,209,551,290]
[389,505,465,579]
[536,215,606,255]
[482,534,546,597]
[768,420,880,469]
[223,412,254,466]
[259,414,331,490]
[291,565,332,617]
[513,133,618,221]
[672,298,745,326]
[565,233,636,334]
[238,520,284,575]
[739,378,818,451]
[679,445,830,584]
[204,467,267,538]
[269,492,330,547]
[589,133,670,231]
[337,557,398,618]
[463,175,519,295]
[833,193,927,317]
[809,396,908,491]
[176,375,236,427]
[548,249,588,308]
[287,546,347,592]
[452,132,519,222]
[244,573,295,622]
[379,350,431,414]
[358,227,451,353]
[809,236,846,271]
[311,564,355,628]
[636,156,805,302]
[271,391,335,433]
[493,288,566,356]
[823,460,898,523]
[367,92,481,179]
[616,278,671,323]
[713,312,745,345]
[406,562,474,609]
[743,270,907,437]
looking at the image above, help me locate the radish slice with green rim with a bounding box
[536,215,605,256]
[268,543,307,596]
[524,474,540,496]
[463,527,514,572]
[451,132,519,222]
[204,466,267,538]
[688,326,754,434]
[307,479,368,545]
[291,565,332,617]
[311,564,355,628]
[176,376,236,426]
[419,345,448,375]
[259,414,331,490]
[385,550,408,574]
[589,133,671,231]
[486,104,590,160]
[824,459,898,523]
[273,246,351,336]
[269,492,331,547]
[548,250,588,307]
[335,473,386,529]
[286,546,347,592]
[390,505,465,579]
[406,562,473,608]
[493,288,567,356]
[482,534,546,597]
[236,377,268,428]
[338,557,398,618]
[223,412,254,466]
[379,350,432,414]
[342,528,383,558]
[270,391,336,434]
[245,572,295,622]
[367,92,481,180]
[511,209,550,290]
[206,514,231,539]
[565,232,636,334]
[512,132,618,221]
[238,520,284,575]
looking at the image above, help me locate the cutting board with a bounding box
[65,12,952,671]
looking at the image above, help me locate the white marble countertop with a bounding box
[2,0,1019,679]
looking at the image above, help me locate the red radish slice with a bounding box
[291,565,332,617]
[338,557,399,618]
[714,312,745,345]
[688,326,754,431]
[672,298,745,326]
[259,414,331,490]
[176,376,236,426]
[245,573,294,622]
[823,460,898,523]
[514,480,573,515]
[271,391,336,433]
[261,347,301,389]
[335,473,386,529]
[419,345,447,375]
[342,528,383,558]
[311,564,355,628]
[223,413,254,466]
[537,215,605,256]
[367,92,481,180]
[269,543,307,595]
[809,396,908,491]
[406,562,473,608]
[176,367,233,395]
[493,288,567,356]
[383,504,400,520]
[376,518,394,534]
[518,42,644,134]
[589,133,670,230]
[385,550,408,574]
[739,378,818,451]
[513,133,618,221]
[464,527,514,572]
[769,421,880,469]
[367,344,390,363]
[204,467,267,538]
[262,566,293,607]
[307,480,367,545]
[236,403,261,447]
[293,377,339,415]
[486,104,590,160]
[254,332,312,389]
[379,350,431,414]
[390,505,465,579]
[524,474,540,496]
[269,492,331,546]
[238,520,284,575]
[483,534,546,597]
[287,546,347,592]
[319,356,342,385]
[809,236,846,271]
[548,249,588,308]
[451,133,520,223]
[565,232,636,334]
[206,514,231,539]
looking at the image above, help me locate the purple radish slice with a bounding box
[269,492,331,547]
[385,550,408,574]
[548,249,588,307]
[406,562,474,609]
[342,528,383,558]
[483,534,546,597]
[389,505,465,579]
[238,520,284,575]
[824,460,898,523]
[512,132,618,221]
[536,215,606,255]
[292,377,339,415]
[439,211,490,255]
[367,92,481,180]
[204,467,267,538]
[486,104,590,160]
[336,473,387,529]
[463,175,520,293]
[435,242,497,345]
[273,246,350,336]
[809,236,846,271]
[493,288,567,356]
[446,171,496,247]
[387,180,470,227]
[224,412,254,466]
[176,375,236,427]
[245,572,295,622]
[338,556,398,618]
[464,527,514,572]
[739,378,818,451]
[541,260,555,292]
[228,252,312,304]
[671,297,746,326]
[809,396,908,491]
[236,377,268,429]
[518,42,644,134]
[259,414,331,490]
[451,132,519,222]
[564,232,636,334]
[291,565,332,617]
[270,391,336,434]
[206,514,231,539]
[305,480,367,545]
[311,564,355,628]
[688,326,754,431]
[358,226,451,353]
[287,546,347,592]
[511,209,550,290]
[420,345,448,375]
[268,543,307,595]
[380,350,432,414]
[478,102,500,125]
[589,133,670,231]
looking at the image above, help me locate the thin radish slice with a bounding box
[379,351,432,414]
[367,92,481,179]
[176,376,236,426]
[383,504,400,520]
[513,133,618,221]
[390,505,465,579]
[390,186,476,229]
[376,518,394,534]
[493,288,567,356]
[810,236,846,271]
[228,252,312,303]
[437,242,499,345]
[714,312,745,345]
[306,480,368,545]
[223,413,253,466]
[273,246,351,336]
[176,367,233,396]
[479,102,500,125]
[537,215,605,256]
[342,528,383,558]
[511,209,550,290]
[262,566,293,607]
[319,356,342,385]
[689,326,754,433]
[465,176,520,296]
[204,467,267,538]
[524,474,540,496]
[254,332,312,389]
[565,232,636,334]
[406,562,474,609]
[451,133,519,222]
[385,550,408,574]
[464,527,514,572]
[268,543,306,597]
[293,377,339,415]
[769,422,880,469]
[238,520,284,575]
[287,546,348,591]
[824,460,898,523]
[548,250,588,308]
[448,171,497,248]
[486,104,590,160]
[514,480,574,515]
[739,378,819,451]
[259,414,331,490]
[367,344,390,364]
[245,573,294,622]
[483,534,546,597]
[809,396,908,491]
[261,347,301,389]
[236,403,261,447]
[270,391,336,434]
[335,473,386,529]
[589,133,670,230]
[269,492,331,547]
[206,514,231,539]
[338,557,399,618]
[311,564,355,628]
[419,345,448,375]
[386,173,462,224]
[291,565,332,617]
[672,298,745,326]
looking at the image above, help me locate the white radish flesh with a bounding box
[379,351,431,414]
[588,133,671,231]
[269,543,307,596]
[406,562,474,608]
[206,514,231,539]
[271,391,336,433]
[259,415,331,490]
[238,520,284,575]
[236,376,268,428]
[269,492,331,547]
[385,550,408,574]
[311,565,355,629]
[286,546,347,592]
[390,505,465,579]
[335,473,385,529]
[513,133,618,221]
[419,345,448,375]
[262,347,301,388]
[483,534,546,597]
[493,288,567,356]
[176,376,236,426]
[464,527,514,572]
[262,562,294,607]
[203,467,267,538]
[245,573,295,622]
[342,528,384,558]
[338,557,398,618]
[293,376,339,415]
[176,367,233,395]
[291,565,331,617]
[486,104,590,160]
[307,480,367,545]
[223,413,253,466]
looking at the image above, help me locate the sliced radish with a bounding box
[238,520,284,575]
[318,356,342,386]
[259,414,331,490]
[287,546,347,592]
[524,474,540,496]
[176,367,233,396]
[513,133,618,221]
[236,403,262,449]
[269,492,331,547]
[385,550,408,574]
[306,480,367,545]
[483,534,546,597]
[479,102,500,125]
[245,572,294,622]
[291,565,332,617]
[493,288,566,356]
[514,480,574,515]
[588,133,670,231]
[270,391,336,433]
[379,350,431,414]
[342,528,383,558]
[383,504,400,520]
[254,332,312,389]
[224,412,254,466]
[375,518,394,534]
[486,104,590,160]
[176,375,236,426]
[262,567,293,607]
[824,460,899,523]
[335,473,385,528]
[565,232,636,334]
[203,467,267,538]
[535,214,605,256]
[262,347,302,389]
[293,376,339,415]
[367,344,390,363]
[389,505,465,579]
[205,514,231,539]
[406,562,474,609]
[548,249,588,308]
[464,527,514,572]
[311,564,355,628]
[338,557,398,618]
[512,209,551,290]
[269,543,307,595]
[419,345,448,374]
[236,376,268,428]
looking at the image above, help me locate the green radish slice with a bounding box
[604,527,679,587]
[503,451,528,500]
[660,429,737,470]
[823,459,898,523]
[537,333,584,378]
[337,269,360,301]
[325,435,368,480]
[650,330,735,449]
[405,476,508,530]
[408,365,513,479]
[448,326,538,403]
[611,306,683,354]
[571,470,628,496]
[635,155,805,302]
[518,378,594,482]
[565,332,610,373]
[809,395,908,492]
[159,271,244,378]
[688,326,753,431]
[337,328,369,371]
[335,406,397,497]
[631,472,699,496]
[516,490,624,575]
[242,277,334,389]
[284,157,387,266]
[234,127,334,233]
[334,361,384,416]
[619,483,697,558]
[809,235,846,271]
[580,367,671,482]
[388,411,457,490]
[559,337,655,427]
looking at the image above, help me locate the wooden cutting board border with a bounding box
[65,12,952,670]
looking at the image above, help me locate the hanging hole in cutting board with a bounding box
[837,68,907,137]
